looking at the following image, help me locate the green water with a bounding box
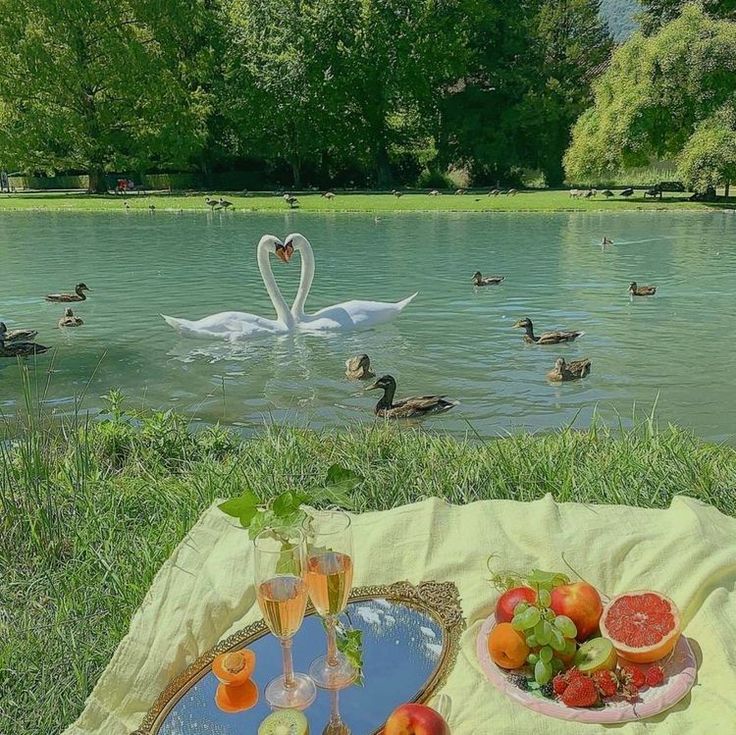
[1,210,734,441]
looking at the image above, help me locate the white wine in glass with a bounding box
[304,510,357,689]
[254,527,316,710]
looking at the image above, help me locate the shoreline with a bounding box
[1,190,735,214]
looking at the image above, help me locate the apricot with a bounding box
[488,622,530,669]
[215,679,259,713]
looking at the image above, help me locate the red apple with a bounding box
[385,703,450,735]
[550,582,603,641]
[495,586,537,623]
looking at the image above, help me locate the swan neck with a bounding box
[291,238,315,319]
[257,239,294,326]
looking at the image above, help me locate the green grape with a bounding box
[538,588,552,607]
[543,621,554,643]
[525,634,538,648]
[511,614,525,631]
[540,646,553,663]
[513,606,540,630]
[534,620,549,646]
[527,653,539,665]
[549,627,566,652]
[514,601,530,616]
[534,659,553,685]
[553,615,577,639]
[562,638,577,658]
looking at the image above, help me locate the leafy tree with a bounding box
[638,0,735,35]
[564,4,736,190]
[0,0,212,191]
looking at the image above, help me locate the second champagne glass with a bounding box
[304,510,357,689]
[254,526,316,709]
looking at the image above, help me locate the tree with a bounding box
[564,4,736,191]
[638,0,735,35]
[0,0,211,192]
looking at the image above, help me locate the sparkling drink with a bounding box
[257,575,309,639]
[307,552,354,617]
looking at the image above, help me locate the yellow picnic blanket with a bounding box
[62,495,736,735]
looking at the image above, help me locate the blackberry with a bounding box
[507,674,530,691]
[539,682,555,698]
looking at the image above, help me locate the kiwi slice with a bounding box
[257,709,309,735]
[574,637,617,673]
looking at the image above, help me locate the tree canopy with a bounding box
[0,0,616,189]
[564,4,736,190]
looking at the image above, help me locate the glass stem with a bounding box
[326,615,339,667]
[281,636,295,689]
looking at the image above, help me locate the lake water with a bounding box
[1,210,734,441]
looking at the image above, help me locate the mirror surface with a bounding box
[159,598,444,734]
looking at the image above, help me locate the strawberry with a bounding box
[561,676,599,708]
[592,669,618,698]
[552,673,568,696]
[620,664,646,689]
[645,665,665,687]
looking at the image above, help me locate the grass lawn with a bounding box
[1,189,735,213]
[1,396,735,734]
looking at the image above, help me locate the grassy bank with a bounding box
[1,189,735,213]
[2,401,735,734]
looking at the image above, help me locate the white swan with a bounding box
[161,235,294,340]
[284,233,417,332]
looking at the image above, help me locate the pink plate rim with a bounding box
[476,613,697,723]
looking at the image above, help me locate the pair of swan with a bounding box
[162,234,417,340]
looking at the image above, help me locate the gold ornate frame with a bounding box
[132,580,464,735]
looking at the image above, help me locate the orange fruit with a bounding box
[215,679,259,713]
[488,622,530,669]
[599,591,680,664]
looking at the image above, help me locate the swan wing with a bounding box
[161,311,287,339]
[299,292,418,331]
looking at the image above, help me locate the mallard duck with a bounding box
[473,271,505,286]
[546,357,591,382]
[45,283,90,302]
[58,308,83,328]
[629,281,656,296]
[513,317,584,344]
[345,354,375,380]
[366,375,457,419]
[0,322,38,342]
[0,326,50,357]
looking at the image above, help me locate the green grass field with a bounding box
[1,189,734,213]
[1,388,735,734]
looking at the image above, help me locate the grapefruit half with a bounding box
[599,591,680,663]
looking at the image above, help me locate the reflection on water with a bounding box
[1,210,735,441]
[158,599,443,735]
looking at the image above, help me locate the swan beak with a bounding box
[276,242,294,263]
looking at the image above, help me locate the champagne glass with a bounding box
[304,510,357,689]
[254,526,316,709]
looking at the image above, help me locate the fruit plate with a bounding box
[477,613,697,723]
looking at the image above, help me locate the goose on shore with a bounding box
[58,308,83,328]
[218,197,233,209]
[45,283,90,302]
[513,317,583,344]
[547,357,591,382]
[321,191,336,199]
[366,375,457,419]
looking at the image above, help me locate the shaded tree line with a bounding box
[0,0,612,191]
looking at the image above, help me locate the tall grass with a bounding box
[1,382,735,734]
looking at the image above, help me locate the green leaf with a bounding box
[325,464,361,488]
[272,490,308,519]
[218,490,259,519]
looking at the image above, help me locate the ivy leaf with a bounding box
[248,509,276,540]
[335,624,364,686]
[218,490,259,520]
[272,490,308,519]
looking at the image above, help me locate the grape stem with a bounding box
[560,551,600,591]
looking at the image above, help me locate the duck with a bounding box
[58,308,83,327]
[547,357,591,382]
[345,354,375,380]
[45,283,90,302]
[629,281,656,296]
[366,375,457,419]
[0,324,50,357]
[321,191,336,199]
[513,317,584,344]
[148,204,156,211]
[391,190,403,198]
[0,323,38,342]
[601,236,613,246]
[473,271,505,286]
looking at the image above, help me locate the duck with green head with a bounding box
[513,317,584,345]
[366,375,457,419]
